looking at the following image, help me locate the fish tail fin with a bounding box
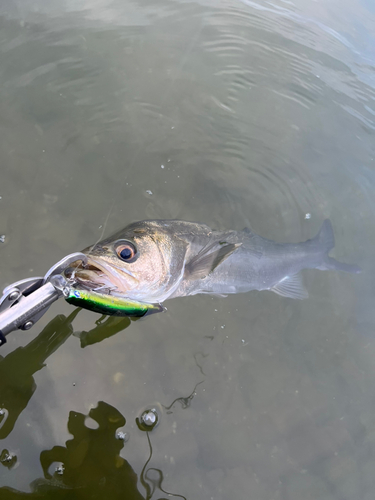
[313,219,335,253]
[322,256,362,274]
[313,219,361,274]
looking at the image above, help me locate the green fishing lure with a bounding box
[64,287,164,317]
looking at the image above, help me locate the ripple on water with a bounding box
[191,0,375,228]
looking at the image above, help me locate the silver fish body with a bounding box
[69,219,360,305]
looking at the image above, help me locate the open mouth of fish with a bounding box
[61,258,164,316]
[63,259,123,294]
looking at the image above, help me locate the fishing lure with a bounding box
[64,287,164,317]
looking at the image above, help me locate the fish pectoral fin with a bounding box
[271,274,308,300]
[185,241,242,280]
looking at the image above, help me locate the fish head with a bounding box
[66,221,188,302]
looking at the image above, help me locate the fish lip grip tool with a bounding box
[0,252,87,345]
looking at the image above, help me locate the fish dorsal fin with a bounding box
[271,274,308,300]
[185,240,242,280]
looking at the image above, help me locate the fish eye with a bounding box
[115,241,138,263]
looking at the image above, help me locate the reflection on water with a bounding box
[0,311,132,440]
[0,311,79,440]
[73,315,132,348]
[0,311,184,499]
[1,0,375,498]
[0,400,183,500]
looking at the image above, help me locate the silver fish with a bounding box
[68,219,360,306]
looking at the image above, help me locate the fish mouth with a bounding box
[64,257,134,294]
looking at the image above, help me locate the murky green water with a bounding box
[0,0,374,498]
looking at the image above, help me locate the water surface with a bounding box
[0,0,374,499]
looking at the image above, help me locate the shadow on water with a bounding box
[0,313,187,499]
[0,311,79,440]
[73,315,133,348]
[0,311,131,440]
[0,400,185,500]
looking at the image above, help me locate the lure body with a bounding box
[65,287,163,317]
